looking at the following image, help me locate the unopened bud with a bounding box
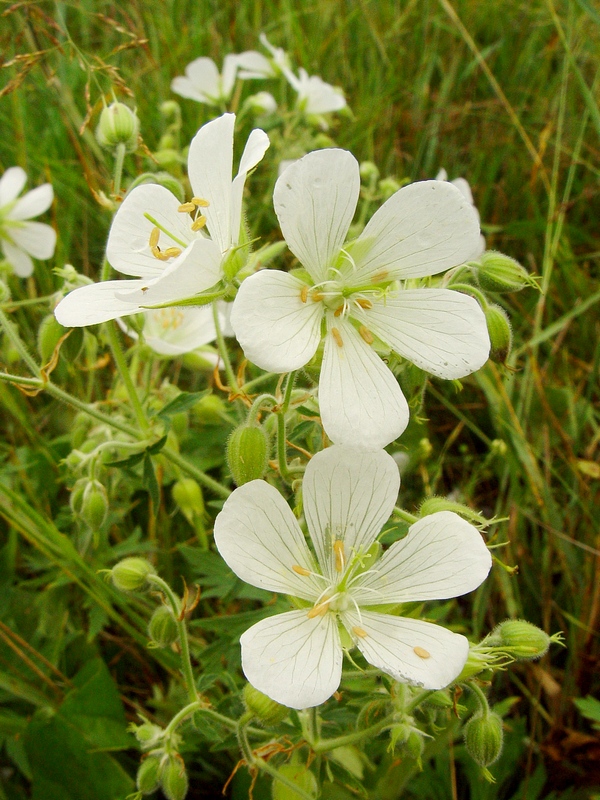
[160,755,188,800]
[137,755,162,794]
[495,619,551,660]
[96,102,139,151]
[378,176,402,200]
[272,763,318,800]
[243,683,289,725]
[80,479,108,529]
[133,721,164,750]
[110,557,156,592]
[148,604,179,648]
[477,251,533,293]
[0,281,10,302]
[359,161,380,183]
[69,477,88,516]
[464,712,503,767]
[485,304,512,363]
[227,423,270,485]
[39,314,84,363]
[172,478,205,524]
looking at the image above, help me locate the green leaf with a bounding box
[574,695,600,729]
[156,391,209,421]
[143,452,160,512]
[146,434,168,455]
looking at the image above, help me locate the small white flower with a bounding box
[0,167,56,278]
[171,52,274,106]
[436,169,485,259]
[231,149,490,450]
[214,445,492,709]
[55,114,269,326]
[260,34,346,115]
[244,91,278,115]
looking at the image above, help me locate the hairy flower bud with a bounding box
[477,251,533,293]
[80,479,108,530]
[69,477,88,516]
[464,712,503,767]
[160,755,188,800]
[38,314,84,364]
[494,619,551,660]
[148,604,179,648]
[96,102,139,152]
[485,304,512,363]
[243,683,289,725]
[227,423,270,485]
[110,557,156,592]
[133,721,164,750]
[172,478,205,524]
[136,755,162,794]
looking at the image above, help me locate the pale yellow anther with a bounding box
[191,215,207,231]
[372,270,389,283]
[310,289,325,302]
[152,245,170,261]
[359,325,374,345]
[307,597,331,618]
[292,564,311,576]
[192,197,210,207]
[163,247,182,259]
[333,305,344,317]
[178,202,196,213]
[149,227,160,248]
[333,539,345,572]
[356,298,373,310]
[413,646,431,659]
[331,327,343,347]
[352,626,368,638]
[300,285,309,303]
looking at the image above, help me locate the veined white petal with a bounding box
[365,289,490,379]
[188,113,235,254]
[0,167,27,206]
[342,610,469,690]
[54,280,149,326]
[230,127,270,245]
[171,57,221,102]
[241,610,342,709]
[221,54,240,99]
[303,446,400,582]
[107,184,193,278]
[114,237,222,307]
[231,270,322,372]
[235,50,275,79]
[170,76,212,103]
[10,221,56,259]
[2,240,33,277]
[10,184,53,220]
[125,306,217,356]
[354,180,481,282]
[214,480,322,600]
[352,511,492,606]
[319,317,409,450]
[297,73,346,114]
[273,149,359,283]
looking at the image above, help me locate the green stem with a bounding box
[247,393,277,425]
[162,445,230,499]
[466,680,490,717]
[393,506,419,524]
[105,320,151,433]
[0,308,42,377]
[0,371,42,388]
[312,712,396,753]
[212,302,239,393]
[113,142,126,198]
[163,700,204,738]
[240,372,278,394]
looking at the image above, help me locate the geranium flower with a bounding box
[171,52,274,106]
[0,166,56,277]
[214,445,492,709]
[436,168,485,259]
[55,114,269,326]
[231,149,490,450]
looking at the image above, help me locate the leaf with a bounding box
[156,391,209,421]
[574,696,600,729]
[143,452,160,513]
[146,434,168,455]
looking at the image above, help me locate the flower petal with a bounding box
[138,306,216,355]
[230,127,270,246]
[114,237,222,307]
[319,317,409,450]
[10,221,56,259]
[235,50,275,79]
[241,610,342,708]
[221,54,240,99]
[171,57,220,102]
[303,445,400,581]
[273,149,359,282]
[342,610,469,689]
[352,511,492,606]
[2,240,33,277]
[188,113,235,254]
[354,180,481,282]
[214,480,322,600]
[364,289,490,379]
[107,184,193,278]
[54,280,149,326]
[0,167,27,207]
[231,270,322,372]
[10,184,53,220]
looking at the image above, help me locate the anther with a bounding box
[333,540,345,572]
[163,247,182,259]
[331,327,343,347]
[307,597,331,618]
[152,245,170,261]
[359,325,374,345]
[371,270,389,283]
[149,227,160,248]
[178,202,196,213]
[413,646,431,659]
[292,564,311,576]
[192,197,210,207]
[191,215,207,231]
[300,285,309,303]
[352,626,368,638]
[310,290,325,302]
[356,298,373,310]
[333,305,345,317]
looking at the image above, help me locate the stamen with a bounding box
[333,305,345,317]
[152,245,170,261]
[413,646,431,659]
[300,285,309,303]
[163,247,182,259]
[292,564,311,576]
[352,626,368,638]
[307,597,331,618]
[372,270,389,283]
[191,215,207,231]
[333,540,345,573]
[356,298,373,310]
[331,327,343,347]
[192,197,210,207]
[149,227,160,248]
[310,289,325,302]
[359,325,374,345]
[178,202,196,213]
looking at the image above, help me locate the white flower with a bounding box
[244,91,278,115]
[55,114,269,326]
[0,167,56,277]
[436,169,485,259]
[171,52,274,106]
[231,149,490,450]
[260,34,346,115]
[214,445,492,709]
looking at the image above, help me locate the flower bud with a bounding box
[172,478,205,524]
[160,755,188,800]
[272,764,318,800]
[227,423,270,485]
[378,176,402,200]
[136,755,162,794]
[243,683,289,725]
[477,251,533,293]
[69,477,88,516]
[359,161,380,183]
[110,557,156,592]
[464,712,503,767]
[0,280,11,302]
[133,721,164,750]
[148,604,179,648]
[38,314,84,364]
[494,619,551,660]
[80,479,108,530]
[485,304,512,363]
[96,102,139,152]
